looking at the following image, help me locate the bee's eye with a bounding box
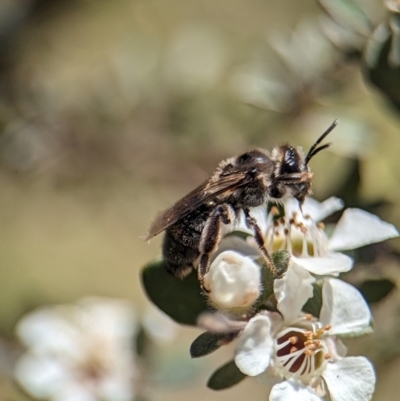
[280,147,301,175]
[280,161,300,175]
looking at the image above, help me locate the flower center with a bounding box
[76,337,113,385]
[265,207,329,257]
[275,320,332,379]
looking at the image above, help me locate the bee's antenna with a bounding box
[305,119,338,165]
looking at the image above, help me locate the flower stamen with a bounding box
[264,207,331,258]
[275,324,329,379]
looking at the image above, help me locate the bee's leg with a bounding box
[198,203,235,292]
[243,208,279,276]
[198,254,211,292]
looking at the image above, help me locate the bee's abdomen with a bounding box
[162,206,210,278]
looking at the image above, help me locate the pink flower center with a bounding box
[275,323,332,378]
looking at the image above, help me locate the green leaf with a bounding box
[141,259,210,326]
[207,360,246,390]
[302,282,323,317]
[358,279,395,304]
[319,0,372,36]
[190,332,238,358]
[364,19,400,112]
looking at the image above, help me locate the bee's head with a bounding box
[271,120,338,205]
[271,145,312,204]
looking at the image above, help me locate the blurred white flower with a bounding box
[15,297,138,401]
[260,197,398,276]
[203,250,262,312]
[231,19,337,112]
[142,305,179,345]
[234,264,375,401]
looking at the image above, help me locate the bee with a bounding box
[146,120,337,290]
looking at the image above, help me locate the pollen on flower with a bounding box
[275,319,330,379]
[324,324,332,331]
[271,206,280,216]
[324,353,332,360]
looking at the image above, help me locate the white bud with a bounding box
[203,251,262,311]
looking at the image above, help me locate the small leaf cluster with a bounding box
[320,0,400,112]
[233,0,400,116]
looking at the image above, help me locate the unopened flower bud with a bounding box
[203,251,261,312]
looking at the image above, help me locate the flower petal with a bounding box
[15,354,70,398]
[329,208,399,251]
[320,278,372,336]
[54,383,97,401]
[234,315,274,376]
[325,336,347,359]
[16,308,79,355]
[301,197,344,222]
[99,373,136,401]
[78,297,137,340]
[323,357,375,401]
[291,253,353,275]
[270,380,322,401]
[142,305,178,345]
[274,263,315,322]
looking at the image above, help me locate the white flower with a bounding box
[203,251,262,312]
[15,297,138,401]
[261,197,398,276]
[142,305,179,345]
[234,263,375,401]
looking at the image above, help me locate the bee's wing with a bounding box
[145,172,250,240]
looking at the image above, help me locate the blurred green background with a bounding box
[1,0,400,400]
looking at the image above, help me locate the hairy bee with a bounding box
[146,120,337,290]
